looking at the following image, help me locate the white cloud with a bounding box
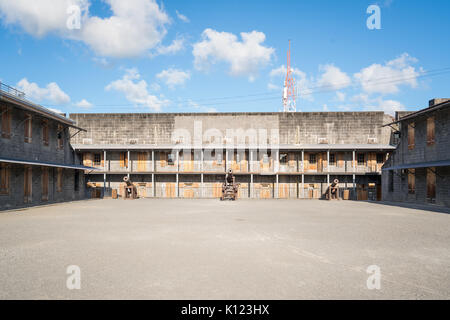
[317,64,351,90]
[16,78,70,104]
[267,83,280,91]
[351,93,370,104]
[269,65,305,79]
[193,28,274,80]
[175,10,189,23]
[354,53,420,95]
[269,65,313,101]
[75,99,92,108]
[151,37,185,57]
[335,91,346,102]
[364,98,405,116]
[156,68,190,89]
[187,100,217,113]
[0,0,88,37]
[0,0,170,58]
[106,68,169,111]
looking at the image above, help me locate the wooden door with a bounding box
[42,167,49,201]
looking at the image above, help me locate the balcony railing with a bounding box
[0,82,26,99]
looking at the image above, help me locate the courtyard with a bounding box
[0,199,449,299]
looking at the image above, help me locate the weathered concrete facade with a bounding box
[70,112,394,200]
[382,99,450,208]
[0,84,89,210]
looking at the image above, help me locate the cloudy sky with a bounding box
[0,0,449,115]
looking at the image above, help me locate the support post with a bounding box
[152,150,155,197]
[301,174,305,199]
[352,150,356,199]
[327,150,330,185]
[127,150,131,173]
[276,174,279,199]
[225,149,228,172]
[103,150,107,196]
[176,149,179,198]
[301,150,305,172]
[201,149,204,198]
[152,173,155,197]
[250,173,254,199]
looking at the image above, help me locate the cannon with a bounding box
[221,169,239,201]
[327,179,340,200]
[122,176,137,200]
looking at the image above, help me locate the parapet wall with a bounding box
[70,112,394,146]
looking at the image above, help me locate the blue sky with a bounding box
[0,0,449,115]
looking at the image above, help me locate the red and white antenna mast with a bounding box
[282,40,297,112]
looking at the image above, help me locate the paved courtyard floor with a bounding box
[0,199,449,299]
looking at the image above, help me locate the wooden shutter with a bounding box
[160,152,167,167]
[42,168,49,201]
[337,153,344,168]
[24,114,32,143]
[120,152,128,168]
[1,106,11,138]
[24,166,32,202]
[427,168,436,201]
[138,152,147,171]
[101,153,105,168]
[408,169,415,194]
[42,121,49,146]
[408,123,415,150]
[83,153,93,167]
[0,163,9,195]
[303,153,309,172]
[57,168,63,192]
[427,117,435,146]
[57,125,64,149]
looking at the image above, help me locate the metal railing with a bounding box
[0,81,26,99]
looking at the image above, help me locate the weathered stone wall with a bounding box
[0,165,86,211]
[70,112,394,146]
[1,104,75,164]
[382,106,450,208]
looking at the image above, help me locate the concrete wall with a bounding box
[70,112,394,146]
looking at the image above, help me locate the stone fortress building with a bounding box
[2,80,448,209]
[382,99,450,208]
[70,112,395,200]
[0,83,90,210]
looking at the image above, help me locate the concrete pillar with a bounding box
[176,149,179,197]
[103,173,106,196]
[225,149,228,172]
[275,174,279,199]
[352,150,356,199]
[301,150,305,172]
[152,173,155,197]
[127,150,131,173]
[152,150,155,197]
[201,173,204,198]
[301,174,305,199]
[327,150,330,185]
[352,150,356,172]
[176,173,179,198]
[249,149,253,172]
[250,174,254,198]
[152,150,155,172]
[103,150,107,196]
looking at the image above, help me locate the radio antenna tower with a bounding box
[282,40,297,112]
